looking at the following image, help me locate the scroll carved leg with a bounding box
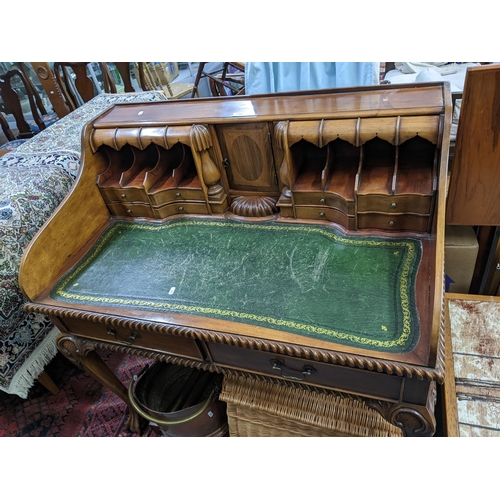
[366,381,438,437]
[56,333,143,434]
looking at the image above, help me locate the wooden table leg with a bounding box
[37,370,60,395]
[56,332,143,434]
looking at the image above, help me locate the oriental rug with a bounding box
[0,351,155,437]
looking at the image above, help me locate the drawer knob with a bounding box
[107,328,141,345]
[390,202,397,209]
[388,220,395,226]
[178,206,184,212]
[175,192,181,198]
[319,212,325,218]
[320,198,325,204]
[126,209,132,215]
[121,193,126,199]
[270,359,316,381]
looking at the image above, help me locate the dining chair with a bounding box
[0,68,59,140]
[191,62,245,98]
[53,62,118,111]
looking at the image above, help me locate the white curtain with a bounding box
[244,62,380,95]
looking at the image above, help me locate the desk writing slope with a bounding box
[20,83,452,436]
[51,219,422,353]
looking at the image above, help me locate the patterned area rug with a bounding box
[0,90,167,399]
[0,351,156,437]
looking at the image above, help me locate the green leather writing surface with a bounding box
[51,219,422,353]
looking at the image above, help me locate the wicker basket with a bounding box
[219,374,403,437]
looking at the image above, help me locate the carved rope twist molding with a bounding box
[435,283,447,373]
[88,339,219,372]
[73,337,367,404]
[25,303,444,382]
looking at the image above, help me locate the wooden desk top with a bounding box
[91,83,447,128]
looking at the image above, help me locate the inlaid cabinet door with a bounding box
[216,123,279,193]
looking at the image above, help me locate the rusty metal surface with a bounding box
[448,299,500,436]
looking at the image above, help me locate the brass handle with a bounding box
[107,328,141,345]
[270,359,316,381]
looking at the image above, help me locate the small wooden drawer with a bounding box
[107,201,155,218]
[207,342,403,401]
[148,188,206,207]
[152,201,209,219]
[357,194,432,215]
[293,192,355,215]
[99,187,150,204]
[61,316,205,361]
[357,212,429,232]
[295,206,355,230]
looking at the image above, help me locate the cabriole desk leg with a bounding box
[366,381,437,437]
[56,332,143,434]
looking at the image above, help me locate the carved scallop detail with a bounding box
[230,196,278,217]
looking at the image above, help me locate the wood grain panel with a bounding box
[446,65,500,225]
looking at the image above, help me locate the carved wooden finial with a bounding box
[189,124,223,196]
[275,121,292,199]
[189,124,213,152]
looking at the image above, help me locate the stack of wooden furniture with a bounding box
[137,62,194,100]
[19,82,452,436]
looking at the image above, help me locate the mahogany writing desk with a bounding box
[20,83,452,436]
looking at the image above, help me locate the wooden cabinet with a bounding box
[19,83,453,437]
[216,123,279,193]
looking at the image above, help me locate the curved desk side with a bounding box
[19,122,111,301]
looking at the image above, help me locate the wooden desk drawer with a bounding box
[207,342,402,401]
[357,213,429,232]
[99,187,150,204]
[152,201,209,218]
[148,188,206,206]
[106,201,209,219]
[357,194,432,215]
[295,206,355,230]
[107,201,155,218]
[293,192,355,215]
[61,316,205,361]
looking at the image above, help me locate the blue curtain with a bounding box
[244,62,379,95]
